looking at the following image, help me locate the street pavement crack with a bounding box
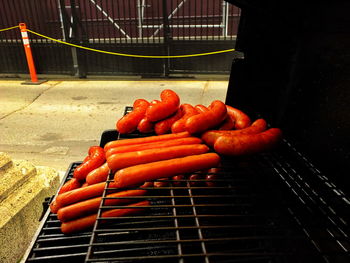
[200,81,210,104]
[0,81,61,121]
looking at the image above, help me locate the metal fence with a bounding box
[0,0,240,77]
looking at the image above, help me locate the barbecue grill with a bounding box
[22,107,349,263]
[22,1,350,262]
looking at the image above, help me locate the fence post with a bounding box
[162,0,171,77]
[18,23,46,85]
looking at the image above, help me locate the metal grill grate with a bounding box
[84,152,349,262]
[23,107,349,263]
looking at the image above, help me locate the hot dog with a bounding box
[171,175,185,186]
[83,156,91,163]
[86,162,110,185]
[137,100,160,133]
[55,181,118,210]
[194,104,209,113]
[57,189,146,222]
[50,200,59,213]
[189,173,204,186]
[205,167,221,187]
[104,131,190,151]
[201,119,267,147]
[107,144,209,171]
[60,200,149,234]
[73,146,106,181]
[214,128,282,156]
[154,108,183,135]
[185,100,227,134]
[218,114,235,130]
[105,137,202,158]
[116,99,150,134]
[171,104,199,133]
[140,181,154,188]
[154,178,169,187]
[58,178,82,194]
[137,117,154,133]
[146,89,180,122]
[114,153,221,188]
[226,105,251,130]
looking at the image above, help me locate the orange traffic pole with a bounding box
[19,23,39,83]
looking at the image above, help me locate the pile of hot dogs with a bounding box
[50,89,282,234]
[117,89,282,156]
[50,132,221,234]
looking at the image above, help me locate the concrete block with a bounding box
[0,156,60,263]
[0,152,12,171]
[0,153,37,203]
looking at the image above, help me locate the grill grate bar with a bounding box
[84,251,350,262]
[102,194,248,199]
[27,253,87,262]
[91,224,277,232]
[98,203,252,210]
[265,152,349,252]
[187,181,210,263]
[89,235,338,246]
[36,234,92,242]
[169,186,184,263]
[273,152,349,228]
[91,245,177,256]
[85,170,115,261]
[80,213,281,220]
[90,224,349,234]
[106,186,242,190]
[32,244,89,252]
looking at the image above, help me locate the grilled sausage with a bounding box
[104,131,190,151]
[137,117,154,133]
[55,181,119,210]
[146,89,180,122]
[57,189,146,222]
[194,104,209,113]
[205,167,221,187]
[50,200,59,214]
[154,108,183,135]
[86,162,110,185]
[114,153,221,188]
[154,178,169,187]
[226,105,251,130]
[60,200,149,234]
[107,144,209,171]
[201,119,267,147]
[189,173,204,186]
[185,100,227,134]
[73,146,106,181]
[214,128,282,156]
[171,104,199,133]
[117,99,150,134]
[171,175,185,186]
[58,178,82,194]
[105,137,202,158]
[218,114,235,130]
[137,100,160,133]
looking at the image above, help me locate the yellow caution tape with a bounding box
[0,25,19,32]
[26,29,235,59]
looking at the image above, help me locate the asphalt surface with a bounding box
[0,79,228,174]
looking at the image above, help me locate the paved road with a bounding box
[0,79,228,173]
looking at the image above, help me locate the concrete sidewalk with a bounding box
[0,79,228,174]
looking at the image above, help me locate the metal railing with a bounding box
[0,0,241,77]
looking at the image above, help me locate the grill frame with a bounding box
[22,108,349,263]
